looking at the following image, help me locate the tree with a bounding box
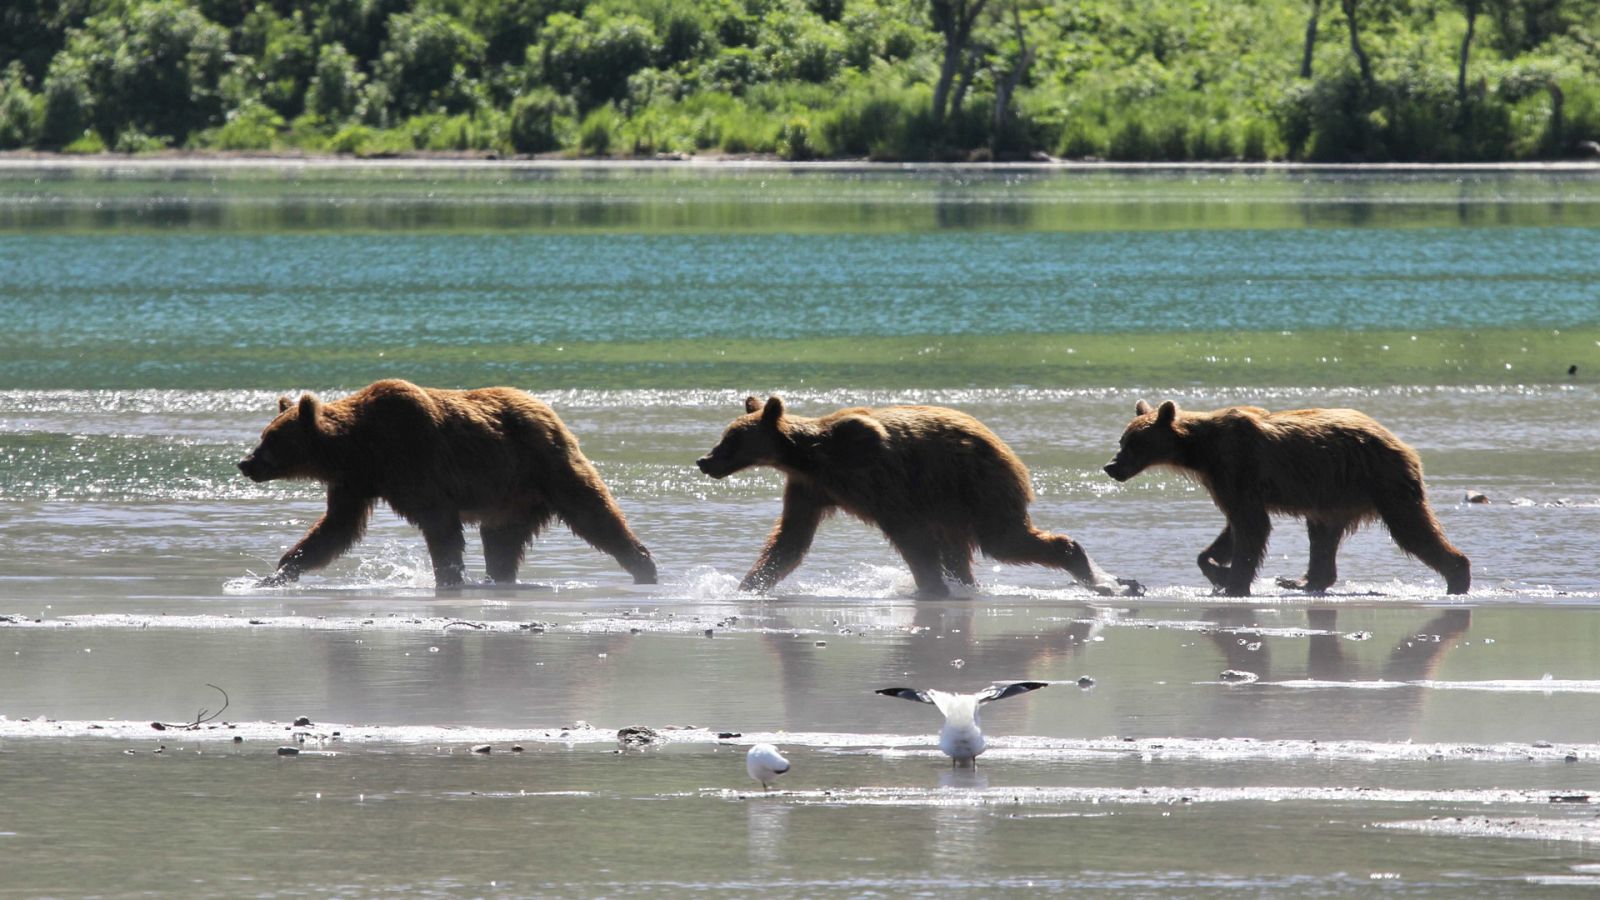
[52,0,233,145]
[1339,0,1374,88]
[990,1,1036,151]
[372,11,486,117]
[304,42,366,120]
[533,10,659,112]
[1456,0,1480,105]
[928,0,990,125]
[1301,0,1322,78]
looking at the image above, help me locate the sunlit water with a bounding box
[2,163,1600,896]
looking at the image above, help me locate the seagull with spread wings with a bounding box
[876,681,1049,767]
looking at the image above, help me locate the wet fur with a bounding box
[698,396,1134,597]
[1104,400,1470,596]
[239,379,656,587]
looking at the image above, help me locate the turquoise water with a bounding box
[3,163,1600,896]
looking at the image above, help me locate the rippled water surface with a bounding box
[2,163,1600,896]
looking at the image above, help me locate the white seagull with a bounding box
[746,743,790,791]
[876,681,1049,767]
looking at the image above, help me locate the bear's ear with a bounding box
[1156,400,1177,426]
[1135,400,1153,416]
[744,395,761,414]
[278,395,293,413]
[297,393,322,429]
[761,396,785,427]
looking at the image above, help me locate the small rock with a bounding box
[472,744,492,754]
[293,716,313,727]
[150,722,167,731]
[1076,676,1096,688]
[232,735,243,743]
[1465,491,1489,504]
[1566,753,1580,763]
[1549,793,1589,803]
[122,749,137,755]
[814,640,827,647]
[703,629,714,638]
[717,732,742,740]
[1533,740,1554,749]
[1219,670,1259,684]
[511,745,524,752]
[276,746,300,756]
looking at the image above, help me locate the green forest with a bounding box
[0,0,1596,161]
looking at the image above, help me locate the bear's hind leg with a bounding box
[550,475,657,585]
[980,523,1141,597]
[1276,518,1347,593]
[1197,526,1233,589]
[1376,496,1471,594]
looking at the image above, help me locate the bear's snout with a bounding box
[238,456,270,483]
[1103,461,1131,482]
[696,455,725,478]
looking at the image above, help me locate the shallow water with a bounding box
[2,164,1600,896]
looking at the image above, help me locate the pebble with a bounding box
[472,744,492,754]
[293,716,313,727]
[1077,676,1096,688]
[1219,669,1259,684]
[276,746,300,756]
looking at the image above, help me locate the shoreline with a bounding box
[2,151,1599,174]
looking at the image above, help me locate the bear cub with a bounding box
[698,395,1140,597]
[239,379,656,588]
[1104,400,1470,596]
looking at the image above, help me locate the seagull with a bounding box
[876,681,1049,767]
[746,743,790,791]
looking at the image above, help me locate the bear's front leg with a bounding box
[1222,510,1270,597]
[418,512,468,588]
[1196,526,1233,590]
[260,488,371,587]
[740,484,826,593]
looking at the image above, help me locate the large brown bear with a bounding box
[238,379,657,588]
[696,396,1141,597]
[1103,400,1470,596]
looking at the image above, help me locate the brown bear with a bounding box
[238,379,656,588]
[696,396,1141,597]
[1103,400,1470,596]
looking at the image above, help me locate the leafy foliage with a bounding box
[0,0,1595,159]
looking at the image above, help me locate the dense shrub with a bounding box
[509,87,574,153]
[0,63,42,149]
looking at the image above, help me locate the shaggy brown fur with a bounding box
[1103,400,1470,596]
[239,379,656,588]
[697,396,1140,597]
